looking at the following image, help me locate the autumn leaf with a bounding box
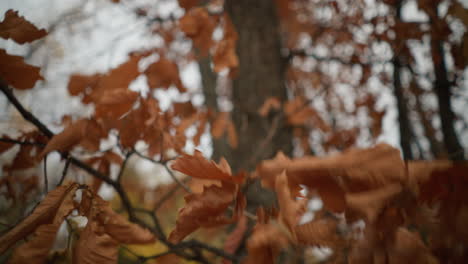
[179,7,217,55]
[168,183,237,243]
[258,97,281,117]
[0,49,44,90]
[73,220,119,264]
[144,57,186,92]
[223,216,248,264]
[345,183,402,222]
[95,196,155,244]
[0,183,79,255]
[295,218,344,249]
[243,220,290,264]
[39,119,88,159]
[8,183,79,264]
[172,150,244,183]
[275,171,304,232]
[0,10,47,44]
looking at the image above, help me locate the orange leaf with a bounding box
[258,97,281,117]
[223,216,248,264]
[73,220,118,264]
[168,183,237,243]
[0,49,43,90]
[0,183,78,255]
[39,119,88,159]
[0,10,47,44]
[226,120,238,148]
[95,196,155,244]
[295,218,343,248]
[171,150,244,183]
[144,57,186,92]
[345,183,402,222]
[8,183,79,264]
[179,7,216,55]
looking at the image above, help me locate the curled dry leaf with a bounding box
[39,119,88,159]
[0,49,44,90]
[345,183,402,223]
[0,183,79,255]
[179,7,217,54]
[275,171,304,232]
[223,216,248,264]
[387,227,437,263]
[256,144,405,212]
[0,10,47,44]
[258,97,281,117]
[243,221,290,264]
[95,196,155,244]
[73,220,119,264]
[168,183,237,243]
[144,57,186,92]
[295,218,344,249]
[8,183,79,264]
[172,150,244,183]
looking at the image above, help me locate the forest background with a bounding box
[0,0,467,263]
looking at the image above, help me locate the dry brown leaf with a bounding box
[258,97,281,117]
[73,220,119,264]
[8,183,78,264]
[223,216,248,264]
[95,196,155,244]
[0,10,47,44]
[387,227,437,263]
[226,120,238,148]
[179,7,216,55]
[243,221,290,264]
[0,183,78,255]
[168,183,237,243]
[94,89,138,119]
[275,171,303,231]
[172,150,244,183]
[145,57,186,92]
[211,112,229,138]
[346,183,402,222]
[295,218,343,248]
[0,49,43,90]
[39,119,88,159]
[189,178,222,194]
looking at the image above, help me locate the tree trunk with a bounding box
[393,1,414,160]
[215,0,293,171]
[429,8,465,161]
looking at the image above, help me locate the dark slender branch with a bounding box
[117,151,133,183]
[0,138,45,147]
[0,80,54,138]
[58,158,71,186]
[43,155,48,193]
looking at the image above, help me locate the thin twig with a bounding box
[117,151,134,183]
[58,158,71,186]
[43,154,48,193]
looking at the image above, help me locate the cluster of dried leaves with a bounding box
[1,3,467,264]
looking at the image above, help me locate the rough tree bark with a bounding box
[203,0,293,170]
[429,7,465,161]
[392,0,414,160]
[201,0,293,210]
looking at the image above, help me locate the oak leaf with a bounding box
[295,218,343,248]
[144,57,186,92]
[0,49,44,90]
[171,150,244,183]
[223,216,248,264]
[95,196,155,244]
[0,183,79,255]
[0,10,47,44]
[39,119,88,159]
[8,183,79,264]
[168,183,237,243]
[345,183,402,222]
